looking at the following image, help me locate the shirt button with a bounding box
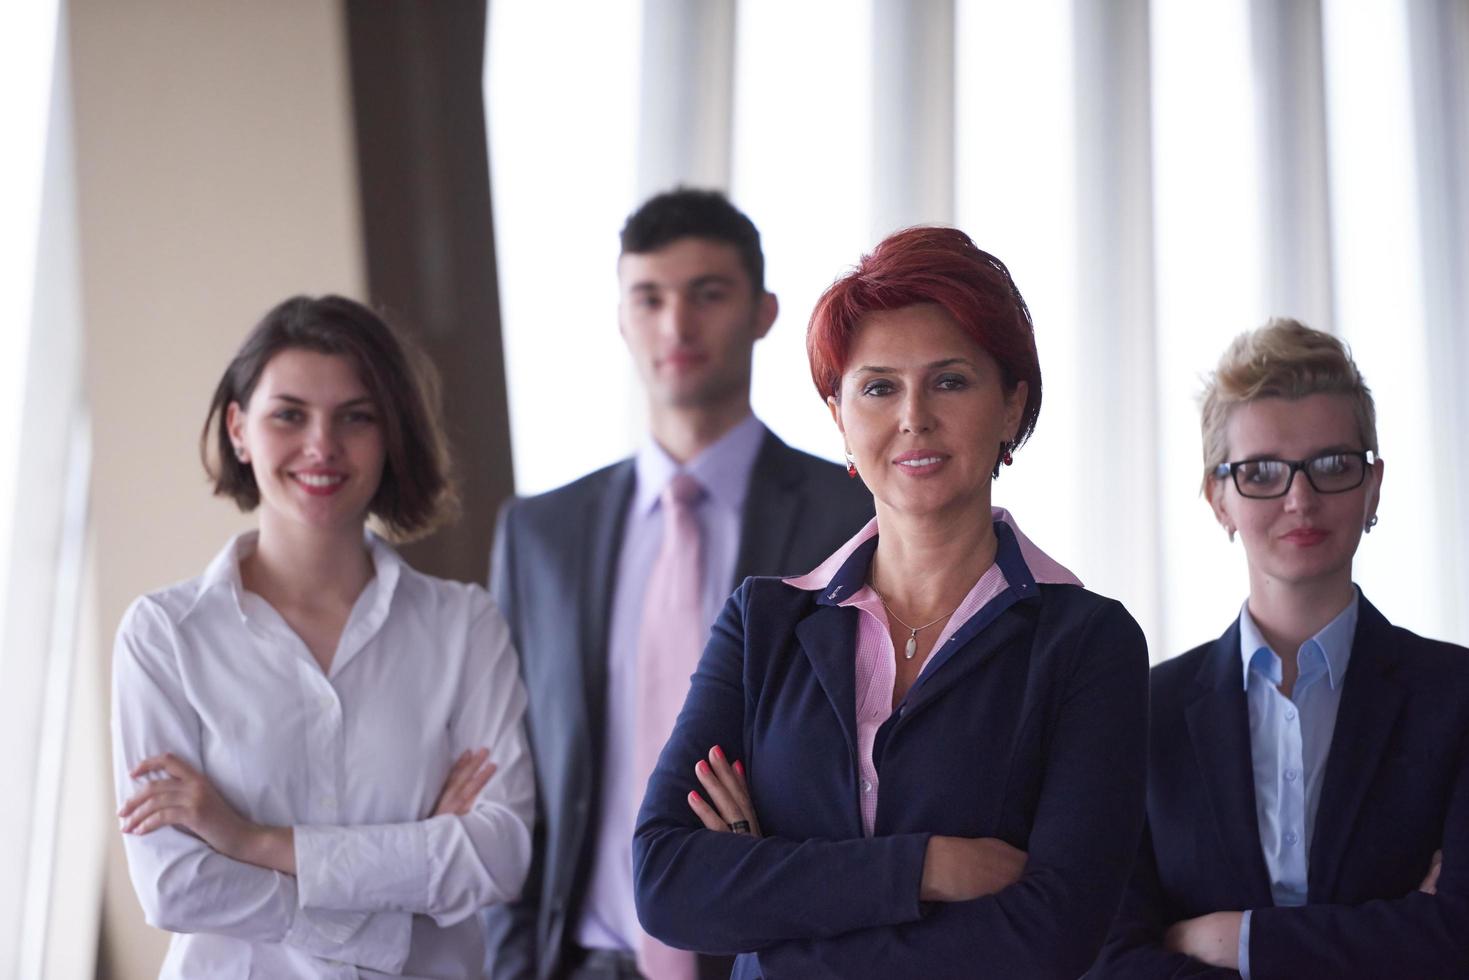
[862,780,872,793]
[1285,769,1298,782]
[1284,831,1298,846]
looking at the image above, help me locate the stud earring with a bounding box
[1365,515,1379,534]
[845,451,857,479]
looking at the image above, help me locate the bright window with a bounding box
[1150,0,1263,652]
[484,0,642,496]
[1322,0,1438,630]
[733,0,874,463]
[0,0,60,649]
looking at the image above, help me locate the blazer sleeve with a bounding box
[633,581,935,951]
[482,499,541,980]
[111,598,412,974]
[1244,724,1469,979]
[1087,821,1241,979]
[753,597,1153,979]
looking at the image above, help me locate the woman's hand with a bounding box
[687,745,762,838]
[1163,911,1242,969]
[119,753,293,872]
[919,835,1027,902]
[433,747,497,817]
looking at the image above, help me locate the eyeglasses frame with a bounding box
[1212,449,1378,500]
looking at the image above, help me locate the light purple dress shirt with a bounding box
[575,414,767,953]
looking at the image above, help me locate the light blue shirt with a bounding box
[576,413,767,952]
[1236,591,1359,979]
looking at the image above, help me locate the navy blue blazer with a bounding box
[1090,595,1469,979]
[633,523,1149,979]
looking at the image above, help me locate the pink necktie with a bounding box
[634,473,705,980]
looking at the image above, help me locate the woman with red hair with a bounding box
[632,227,1149,978]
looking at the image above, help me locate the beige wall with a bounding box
[67,0,364,975]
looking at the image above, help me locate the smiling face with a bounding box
[829,303,1027,521]
[618,236,777,412]
[226,348,386,536]
[1206,392,1383,594]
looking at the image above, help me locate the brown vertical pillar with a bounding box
[344,0,513,583]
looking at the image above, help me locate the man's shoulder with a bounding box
[755,435,871,509]
[500,457,634,530]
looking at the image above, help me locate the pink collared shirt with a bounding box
[784,508,1081,836]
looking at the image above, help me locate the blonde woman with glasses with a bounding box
[1091,319,1469,979]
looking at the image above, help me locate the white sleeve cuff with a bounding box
[281,901,411,974]
[295,822,429,912]
[1238,909,1253,980]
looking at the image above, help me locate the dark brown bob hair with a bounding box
[201,295,457,541]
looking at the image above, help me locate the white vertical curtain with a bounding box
[485,0,1467,656]
[0,1,95,975]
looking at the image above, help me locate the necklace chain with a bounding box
[870,581,958,660]
[871,587,953,633]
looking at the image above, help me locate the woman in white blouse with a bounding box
[111,295,534,978]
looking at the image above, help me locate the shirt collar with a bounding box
[1238,589,1359,691]
[632,413,766,516]
[183,527,404,627]
[783,506,1083,602]
[185,531,255,621]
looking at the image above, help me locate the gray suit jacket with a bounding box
[483,428,874,980]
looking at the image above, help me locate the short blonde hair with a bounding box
[1199,318,1377,493]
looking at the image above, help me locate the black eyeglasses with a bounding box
[1212,450,1377,499]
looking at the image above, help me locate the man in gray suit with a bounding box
[483,189,873,980]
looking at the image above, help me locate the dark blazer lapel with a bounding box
[794,606,862,762]
[1308,596,1406,901]
[899,612,1030,725]
[1184,622,1275,907]
[579,460,637,753]
[733,431,803,585]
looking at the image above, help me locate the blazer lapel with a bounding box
[898,612,1030,725]
[579,461,636,754]
[794,606,862,763]
[1308,597,1406,901]
[733,431,803,585]
[1184,623,1275,907]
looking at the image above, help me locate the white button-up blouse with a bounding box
[110,531,535,979]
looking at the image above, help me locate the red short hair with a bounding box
[807,226,1043,450]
